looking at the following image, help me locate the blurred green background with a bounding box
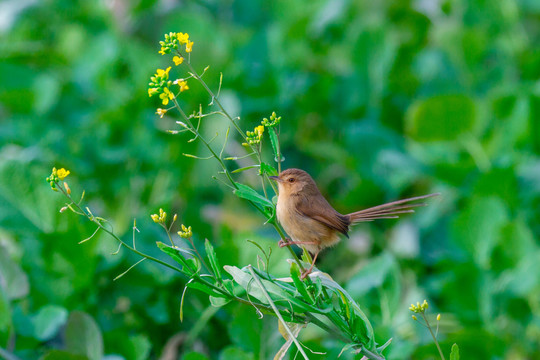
[1,0,540,359]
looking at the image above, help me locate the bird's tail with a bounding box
[347,193,440,224]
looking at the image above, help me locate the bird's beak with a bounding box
[269,176,281,182]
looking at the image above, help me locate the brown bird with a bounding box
[269,168,439,279]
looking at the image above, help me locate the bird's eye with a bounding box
[288,177,295,183]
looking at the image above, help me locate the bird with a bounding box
[269,168,439,279]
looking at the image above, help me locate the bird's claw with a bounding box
[278,238,292,248]
[300,269,311,280]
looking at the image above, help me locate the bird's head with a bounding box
[269,168,319,196]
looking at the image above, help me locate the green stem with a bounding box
[422,313,446,360]
[57,185,185,274]
[248,266,309,360]
[355,346,385,360]
[172,98,238,190]
[57,183,232,299]
[171,97,307,275]
[185,61,249,143]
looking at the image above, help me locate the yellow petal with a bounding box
[173,56,184,66]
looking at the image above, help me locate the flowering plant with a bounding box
[47,32,397,359]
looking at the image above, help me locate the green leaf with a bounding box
[260,162,278,176]
[209,296,231,307]
[223,279,235,295]
[186,280,226,298]
[233,183,273,208]
[205,239,222,282]
[33,305,68,341]
[451,197,508,268]
[0,245,29,300]
[312,273,375,350]
[40,350,87,360]
[405,94,477,141]
[183,352,210,360]
[156,242,196,276]
[186,257,201,276]
[65,311,103,360]
[345,252,398,297]
[220,346,254,360]
[231,165,259,173]
[0,288,11,347]
[301,250,312,265]
[450,343,460,360]
[268,129,283,163]
[180,283,190,322]
[337,290,351,320]
[290,262,314,304]
[223,266,329,314]
[126,334,152,360]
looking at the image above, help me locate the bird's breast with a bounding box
[276,195,340,253]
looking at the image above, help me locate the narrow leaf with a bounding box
[232,165,259,174]
[186,280,225,298]
[290,262,314,304]
[268,129,282,163]
[450,343,460,360]
[156,242,194,276]
[260,162,278,176]
[113,258,146,281]
[180,281,192,322]
[209,296,231,307]
[233,183,273,207]
[205,239,222,282]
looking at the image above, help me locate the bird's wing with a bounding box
[295,195,350,236]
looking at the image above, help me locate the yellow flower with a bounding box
[159,48,166,55]
[245,125,264,145]
[156,108,167,118]
[159,87,174,105]
[57,168,70,180]
[151,208,167,224]
[174,79,189,92]
[178,224,193,238]
[156,66,171,79]
[173,56,184,66]
[185,40,193,53]
[437,314,441,321]
[409,299,429,313]
[148,88,158,97]
[177,32,189,44]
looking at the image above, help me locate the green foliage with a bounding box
[1,0,540,359]
[450,344,460,360]
[64,312,103,360]
[406,95,477,142]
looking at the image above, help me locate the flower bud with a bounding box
[64,182,71,195]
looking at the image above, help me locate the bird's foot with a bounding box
[300,269,312,280]
[278,238,292,248]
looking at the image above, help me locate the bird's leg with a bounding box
[278,237,292,248]
[278,239,318,248]
[301,249,320,280]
